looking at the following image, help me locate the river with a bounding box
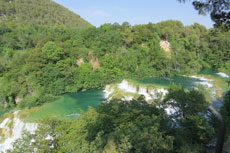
[0,69,229,152]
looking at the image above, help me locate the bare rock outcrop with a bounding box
[160,40,171,58]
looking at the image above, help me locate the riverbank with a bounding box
[0,70,229,152]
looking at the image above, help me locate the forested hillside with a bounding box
[0,20,230,108]
[0,0,91,27]
[0,0,230,152]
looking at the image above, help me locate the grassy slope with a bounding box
[0,0,91,27]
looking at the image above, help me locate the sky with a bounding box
[53,0,214,28]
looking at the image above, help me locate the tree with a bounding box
[221,91,230,134]
[42,41,63,62]
[8,118,71,153]
[162,84,214,148]
[179,0,230,27]
[163,84,209,118]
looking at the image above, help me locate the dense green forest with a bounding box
[8,85,217,152]
[0,0,91,27]
[0,0,230,152]
[0,20,230,108]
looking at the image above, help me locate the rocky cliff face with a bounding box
[160,40,171,58]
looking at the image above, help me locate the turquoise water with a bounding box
[199,69,219,76]
[199,69,229,79]
[28,74,205,121]
[136,69,229,109]
[1,69,229,121]
[0,108,11,120]
[137,69,229,89]
[26,90,105,121]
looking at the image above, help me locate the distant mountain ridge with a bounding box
[0,0,91,27]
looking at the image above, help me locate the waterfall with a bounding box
[190,76,213,88]
[0,111,37,152]
[216,72,229,78]
[104,79,168,102]
[117,80,137,93]
[138,86,152,101]
[138,86,147,95]
[104,85,114,99]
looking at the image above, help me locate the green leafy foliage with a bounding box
[0,0,91,27]
[0,20,230,109]
[42,41,63,62]
[221,91,230,134]
[9,86,215,152]
[179,0,230,28]
[162,85,214,152]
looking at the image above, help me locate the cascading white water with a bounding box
[104,85,114,99]
[216,72,229,78]
[138,86,147,94]
[117,80,137,93]
[104,79,168,102]
[103,77,218,117]
[0,118,10,129]
[0,111,38,152]
[137,86,152,101]
[190,76,213,88]
[162,99,180,116]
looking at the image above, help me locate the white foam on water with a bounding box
[163,99,180,116]
[0,118,10,129]
[165,105,180,116]
[65,113,80,117]
[138,86,151,100]
[104,85,114,99]
[104,79,168,102]
[189,76,213,88]
[0,111,38,152]
[117,80,137,93]
[198,82,213,88]
[216,72,229,78]
[155,88,168,98]
[190,76,212,81]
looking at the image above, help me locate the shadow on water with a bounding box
[67,90,105,111]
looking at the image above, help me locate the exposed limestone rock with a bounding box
[141,43,147,47]
[160,40,170,52]
[91,58,100,70]
[88,52,100,70]
[160,40,171,58]
[77,58,84,66]
[15,96,21,104]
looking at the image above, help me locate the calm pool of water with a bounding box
[26,90,105,121]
